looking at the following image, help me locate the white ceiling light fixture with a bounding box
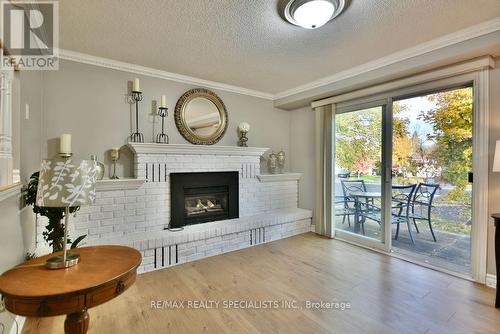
[281,0,346,29]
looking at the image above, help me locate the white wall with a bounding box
[290,107,315,211]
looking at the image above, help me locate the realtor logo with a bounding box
[1,1,59,70]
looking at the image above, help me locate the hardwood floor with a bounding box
[23,233,499,334]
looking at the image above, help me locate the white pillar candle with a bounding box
[60,134,71,154]
[160,95,167,108]
[133,78,140,92]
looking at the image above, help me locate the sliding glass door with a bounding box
[331,85,474,277]
[333,101,392,252]
[323,66,488,282]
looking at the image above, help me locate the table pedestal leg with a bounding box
[354,200,360,233]
[64,308,89,334]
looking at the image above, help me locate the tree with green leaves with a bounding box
[335,108,382,175]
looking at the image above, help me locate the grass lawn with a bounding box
[420,218,471,235]
[344,175,381,182]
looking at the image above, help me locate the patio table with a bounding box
[349,191,381,233]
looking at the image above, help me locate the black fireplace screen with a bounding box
[170,172,239,228]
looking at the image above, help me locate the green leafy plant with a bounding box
[25,252,37,261]
[23,172,86,253]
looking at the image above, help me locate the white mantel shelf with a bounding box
[95,178,145,191]
[127,143,269,157]
[256,173,302,182]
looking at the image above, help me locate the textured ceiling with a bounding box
[58,0,500,94]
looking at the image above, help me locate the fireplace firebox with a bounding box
[170,172,239,228]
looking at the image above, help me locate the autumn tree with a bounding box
[392,102,413,176]
[420,87,473,200]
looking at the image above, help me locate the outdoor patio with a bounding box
[336,219,471,275]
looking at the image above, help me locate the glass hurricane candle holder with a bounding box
[109,148,120,179]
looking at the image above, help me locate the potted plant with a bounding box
[23,171,86,253]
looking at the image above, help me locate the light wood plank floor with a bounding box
[23,233,499,334]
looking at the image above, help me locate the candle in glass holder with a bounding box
[238,122,250,133]
[109,148,120,161]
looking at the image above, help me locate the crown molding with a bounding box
[57,49,274,100]
[274,17,500,100]
[127,143,269,157]
[311,55,495,108]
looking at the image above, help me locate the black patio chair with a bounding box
[340,180,370,232]
[334,196,357,228]
[341,180,370,202]
[361,184,417,243]
[408,183,440,242]
[392,184,417,244]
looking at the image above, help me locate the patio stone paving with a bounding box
[336,219,471,275]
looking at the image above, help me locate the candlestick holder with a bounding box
[109,148,120,179]
[156,106,169,144]
[238,130,248,147]
[130,91,144,142]
[58,152,73,159]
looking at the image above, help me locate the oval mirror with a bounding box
[175,89,228,145]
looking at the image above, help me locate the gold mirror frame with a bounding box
[174,88,228,145]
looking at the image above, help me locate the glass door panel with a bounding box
[333,105,388,249]
[391,87,473,276]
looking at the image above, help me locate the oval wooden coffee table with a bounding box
[0,245,142,334]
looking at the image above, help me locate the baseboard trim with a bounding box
[486,273,497,289]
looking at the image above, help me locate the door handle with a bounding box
[468,172,473,183]
[386,168,392,182]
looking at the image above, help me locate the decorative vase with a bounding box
[90,154,105,180]
[277,150,285,173]
[268,152,278,174]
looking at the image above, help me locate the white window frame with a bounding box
[0,68,14,188]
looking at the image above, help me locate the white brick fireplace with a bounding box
[35,143,312,273]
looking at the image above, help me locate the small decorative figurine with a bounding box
[238,122,250,147]
[277,150,286,173]
[268,151,278,174]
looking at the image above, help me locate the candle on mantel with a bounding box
[133,78,140,92]
[60,134,71,154]
[238,122,250,133]
[160,95,167,108]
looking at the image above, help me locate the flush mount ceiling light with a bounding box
[281,0,346,29]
